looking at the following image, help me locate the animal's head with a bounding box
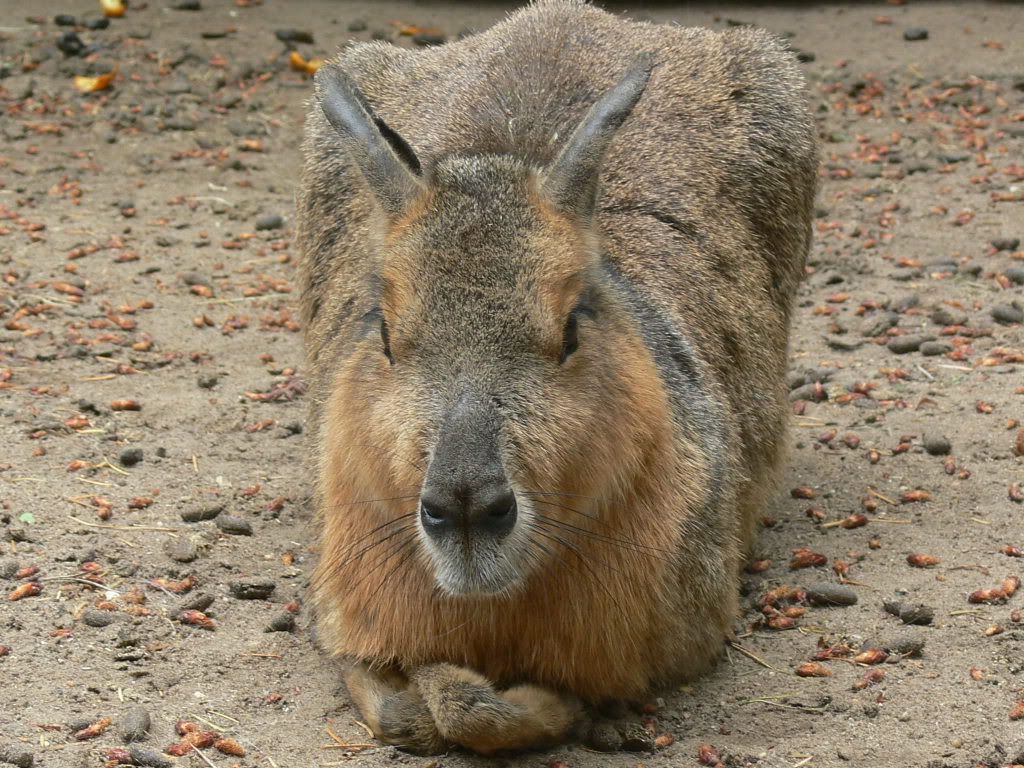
[315,59,669,597]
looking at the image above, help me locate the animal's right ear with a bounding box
[315,64,425,217]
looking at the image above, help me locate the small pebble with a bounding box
[119,447,144,467]
[229,578,275,600]
[0,559,19,579]
[922,434,951,456]
[347,19,368,32]
[0,745,34,768]
[870,633,927,657]
[903,27,928,41]
[883,600,934,626]
[1005,268,1024,286]
[620,723,655,752]
[274,29,313,44]
[181,503,223,523]
[197,373,218,389]
[171,0,201,9]
[129,745,173,768]
[216,516,253,536]
[991,237,1020,252]
[265,612,295,632]
[586,722,622,752]
[919,340,952,357]
[119,706,151,743]
[164,537,199,563]
[255,213,285,231]
[992,303,1024,325]
[176,592,215,615]
[54,14,77,26]
[887,335,931,354]
[931,306,967,326]
[82,608,120,628]
[804,582,858,606]
[56,31,85,57]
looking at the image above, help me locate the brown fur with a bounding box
[296,0,817,754]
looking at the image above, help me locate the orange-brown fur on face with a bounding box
[298,0,817,754]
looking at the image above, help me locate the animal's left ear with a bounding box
[315,64,425,217]
[542,56,653,219]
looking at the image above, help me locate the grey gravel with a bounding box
[903,27,928,41]
[119,705,151,742]
[860,311,898,338]
[255,213,285,230]
[216,515,253,536]
[266,612,296,632]
[920,340,953,357]
[992,303,1024,325]
[82,608,121,627]
[620,723,655,752]
[119,447,144,467]
[804,582,858,606]
[164,536,199,563]
[883,600,935,626]
[586,721,623,752]
[0,745,34,768]
[129,745,174,768]
[176,592,215,615]
[229,578,276,600]
[888,335,931,354]
[922,434,952,456]
[991,237,1020,252]
[181,503,223,523]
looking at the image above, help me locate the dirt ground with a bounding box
[1,1,1023,767]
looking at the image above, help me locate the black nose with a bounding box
[420,485,517,539]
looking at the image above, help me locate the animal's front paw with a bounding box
[411,663,581,755]
[344,662,447,755]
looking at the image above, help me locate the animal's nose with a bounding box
[420,484,517,539]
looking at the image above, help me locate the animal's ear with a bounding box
[315,64,425,217]
[542,56,653,218]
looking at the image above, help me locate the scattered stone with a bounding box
[82,608,121,628]
[883,600,935,626]
[919,340,952,357]
[176,593,215,615]
[992,303,1024,325]
[1005,268,1024,286]
[119,706,151,743]
[870,633,926,657]
[788,382,827,403]
[888,335,931,354]
[0,745,34,768]
[216,516,253,536]
[931,306,967,326]
[274,29,313,44]
[991,237,1020,252]
[164,117,197,132]
[586,722,622,752]
[860,311,898,338]
[56,31,85,57]
[922,434,951,456]
[119,447,144,467]
[181,503,223,523]
[255,213,285,231]
[0,559,19,579]
[805,583,858,606]
[197,373,218,389]
[129,745,173,768]
[85,17,110,30]
[265,612,295,632]
[54,14,77,26]
[171,0,202,9]
[164,537,199,563]
[347,19,368,32]
[826,335,863,352]
[229,578,275,600]
[620,723,655,752]
[903,28,928,41]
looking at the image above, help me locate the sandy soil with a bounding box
[1,2,1023,767]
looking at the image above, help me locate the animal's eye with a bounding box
[380,318,394,364]
[559,314,579,363]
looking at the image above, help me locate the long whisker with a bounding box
[528,524,625,617]
[313,516,418,587]
[327,493,421,510]
[530,505,676,558]
[523,496,599,522]
[521,490,604,503]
